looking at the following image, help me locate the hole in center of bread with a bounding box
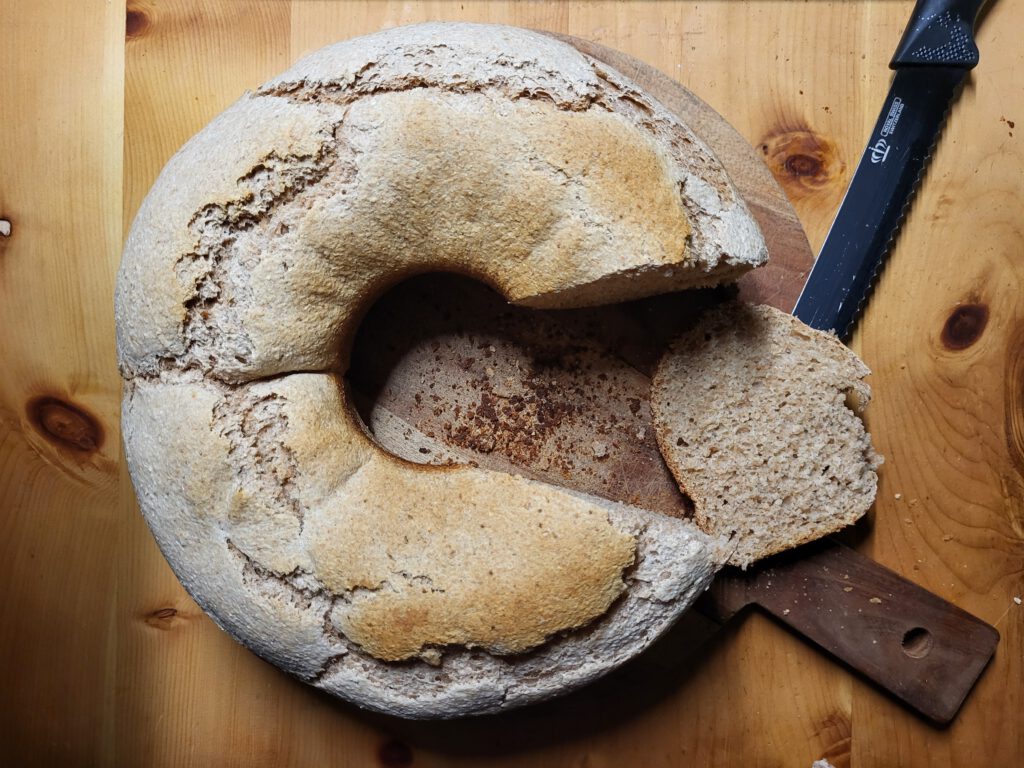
[346,272,702,518]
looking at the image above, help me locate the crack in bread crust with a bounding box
[256,43,601,111]
[161,119,354,379]
[214,391,307,530]
[228,538,326,612]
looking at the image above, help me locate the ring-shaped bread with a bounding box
[117,22,766,718]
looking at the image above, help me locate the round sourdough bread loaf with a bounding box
[116,22,767,718]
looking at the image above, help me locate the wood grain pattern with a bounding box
[1,1,1022,766]
[0,1,125,764]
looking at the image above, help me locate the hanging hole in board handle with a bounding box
[901,626,934,659]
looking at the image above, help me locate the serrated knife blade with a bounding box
[792,0,988,339]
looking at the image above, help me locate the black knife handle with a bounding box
[891,0,988,68]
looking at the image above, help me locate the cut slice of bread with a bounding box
[652,302,882,568]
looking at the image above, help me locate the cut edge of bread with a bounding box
[652,302,882,569]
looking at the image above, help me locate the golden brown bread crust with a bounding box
[116,22,765,717]
[314,461,638,660]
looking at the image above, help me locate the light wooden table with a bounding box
[2,1,1022,765]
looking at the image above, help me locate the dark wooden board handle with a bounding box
[726,538,999,724]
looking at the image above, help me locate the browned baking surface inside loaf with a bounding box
[348,273,708,516]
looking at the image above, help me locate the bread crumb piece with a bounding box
[942,534,954,542]
[843,586,853,593]
[419,648,443,666]
[0,219,10,237]
[1014,596,1022,605]
[813,759,838,768]
[636,427,646,440]
[894,493,902,500]
[869,597,882,604]
[592,441,608,459]
[783,608,790,615]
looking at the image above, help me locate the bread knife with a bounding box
[697,0,998,725]
[792,0,990,339]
